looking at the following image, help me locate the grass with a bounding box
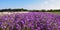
[49,12,60,14]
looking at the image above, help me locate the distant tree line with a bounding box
[0,8,60,12]
[0,8,28,12]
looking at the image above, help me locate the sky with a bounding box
[0,0,60,10]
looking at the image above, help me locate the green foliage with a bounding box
[41,9,46,12]
[0,8,60,12]
[0,28,3,30]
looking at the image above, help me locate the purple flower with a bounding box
[0,12,60,30]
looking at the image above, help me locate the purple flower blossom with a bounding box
[0,12,60,30]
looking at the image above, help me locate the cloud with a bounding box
[23,0,60,10]
[44,1,48,4]
[24,5,41,10]
[50,0,55,2]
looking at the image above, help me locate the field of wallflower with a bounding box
[0,12,60,30]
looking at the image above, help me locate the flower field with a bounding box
[0,12,60,30]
